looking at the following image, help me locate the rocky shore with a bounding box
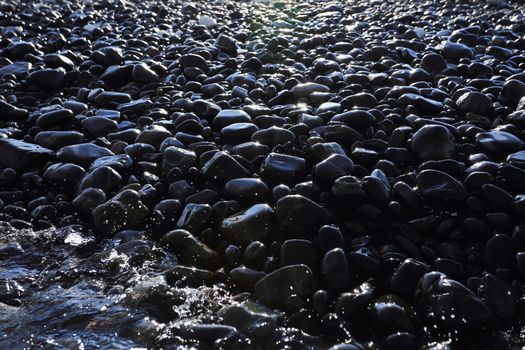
[1,0,525,348]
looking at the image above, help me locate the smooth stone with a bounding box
[232,142,270,160]
[280,239,319,268]
[318,225,344,252]
[124,143,155,161]
[81,116,118,137]
[93,91,132,107]
[215,33,237,53]
[220,204,274,244]
[275,195,328,234]
[90,154,133,172]
[132,63,158,83]
[484,234,514,267]
[476,131,524,156]
[93,201,126,234]
[502,79,525,107]
[154,199,182,225]
[291,82,330,98]
[335,282,375,321]
[168,180,196,201]
[416,272,493,329]
[331,110,376,129]
[225,178,268,202]
[34,131,84,150]
[484,273,515,319]
[391,258,428,298]
[507,150,525,168]
[322,248,351,290]
[456,91,492,114]
[255,264,316,306]
[72,188,106,214]
[180,53,208,72]
[36,109,74,128]
[361,175,390,205]
[421,53,446,72]
[229,267,266,291]
[112,190,149,227]
[411,125,456,160]
[27,68,65,88]
[316,102,341,114]
[100,65,133,85]
[43,163,85,183]
[57,144,114,168]
[314,154,354,183]
[0,62,31,77]
[176,203,212,233]
[161,229,221,270]
[0,139,54,170]
[221,123,258,140]
[372,294,416,333]
[260,153,306,185]
[118,98,153,114]
[78,166,122,193]
[0,100,28,121]
[398,93,443,114]
[162,146,197,175]
[311,142,347,163]
[417,169,467,202]
[135,125,172,149]
[202,151,250,182]
[440,40,474,60]
[340,92,378,109]
[218,303,275,330]
[213,109,251,130]
[251,127,295,148]
[198,15,217,28]
[44,54,74,69]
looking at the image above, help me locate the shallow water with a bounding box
[0,225,341,349]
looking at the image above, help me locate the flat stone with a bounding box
[57,143,114,168]
[476,131,524,156]
[0,139,54,170]
[417,169,467,203]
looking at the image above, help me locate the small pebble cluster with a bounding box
[1,0,525,348]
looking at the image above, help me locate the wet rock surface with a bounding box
[1,0,525,348]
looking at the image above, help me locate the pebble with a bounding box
[92,201,126,234]
[220,204,274,244]
[160,229,220,270]
[456,91,492,114]
[411,125,456,160]
[291,83,330,98]
[0,139,54,170]
[275,195,328,234]
[255,264,316,306]
[476,131,524,156]
[313,154,354,183]
[57,143,114,168]
[322,248,350,290]
[417,169,467,203]
[34,131,84,150]
[260,153,306,185]
[202,151,250,182]
[1,0,525,347]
